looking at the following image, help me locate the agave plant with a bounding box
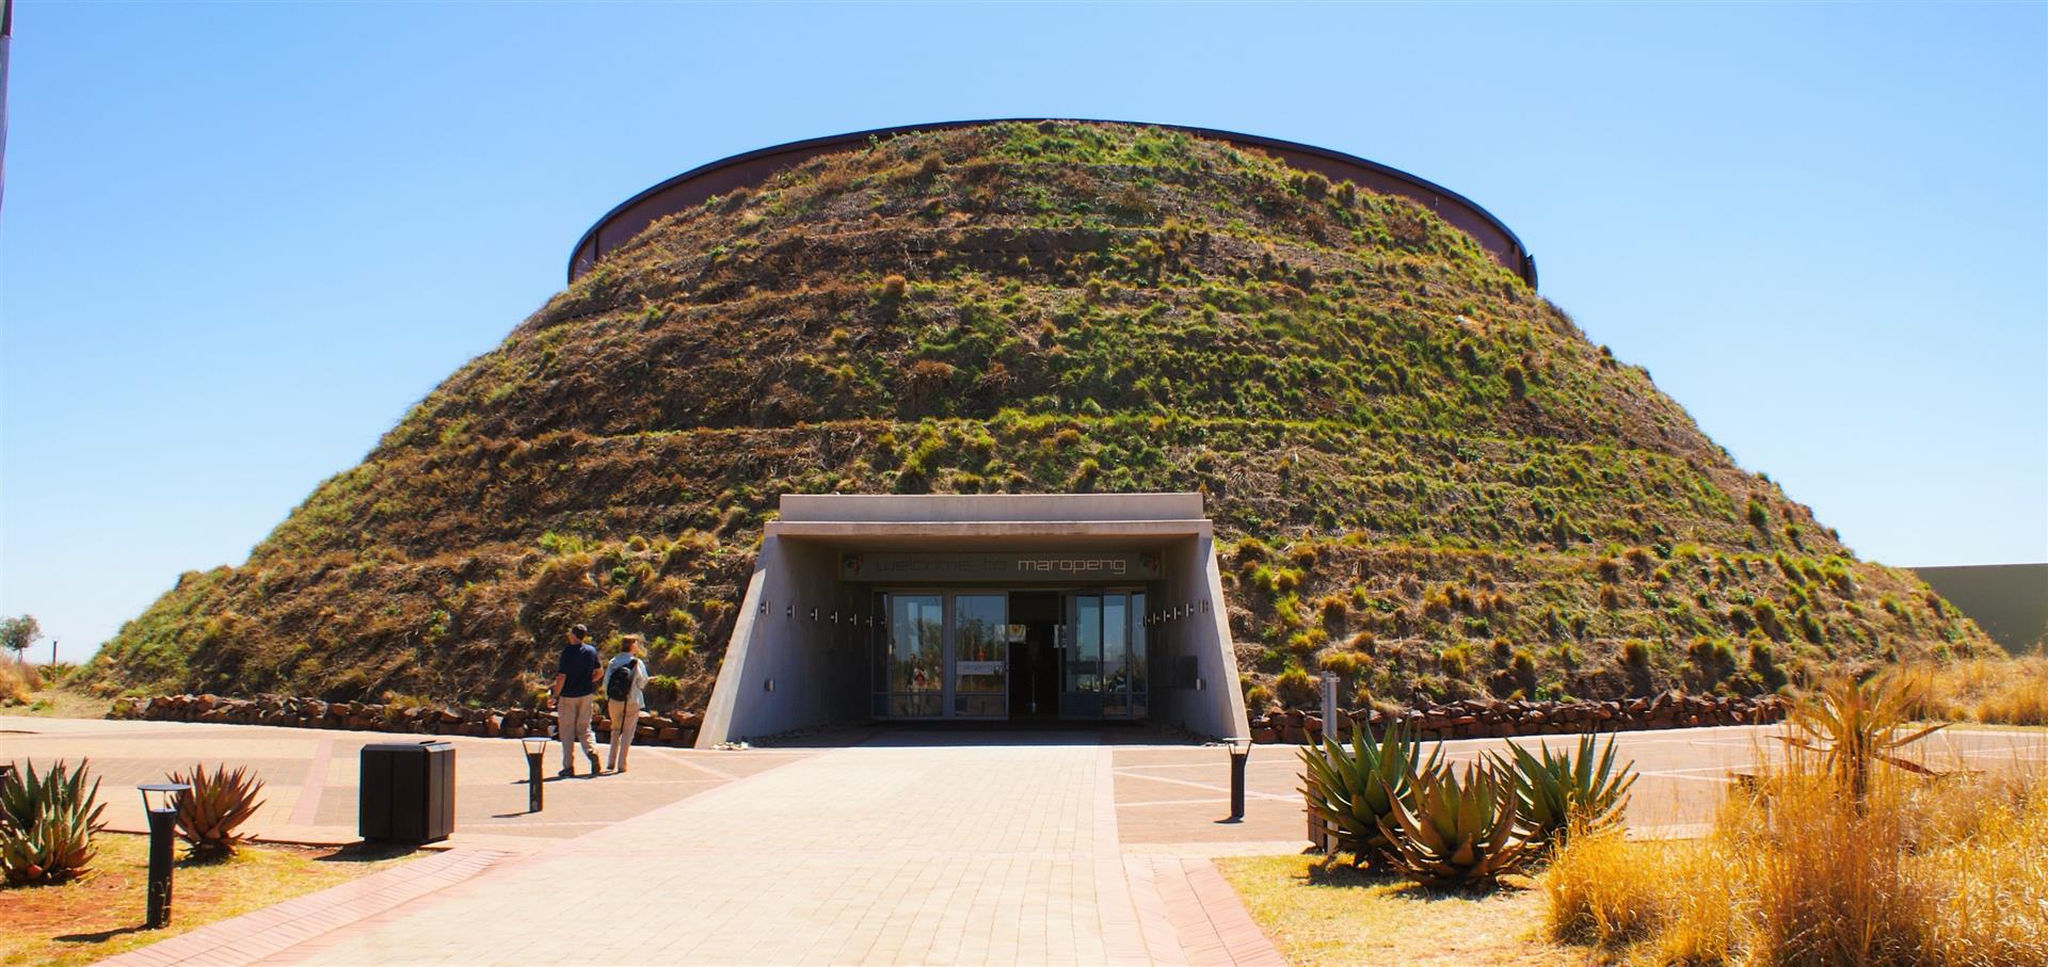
[167,762,267,859]
[1298,722,1442,866]
[1783,673,1944,802]
[1490,733,1638,848]
[1377,761,1533,889]
[0,759,107,886]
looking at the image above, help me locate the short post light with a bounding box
[137,782,190,929]
[520,734,550,812]
[1224,737,1252,822]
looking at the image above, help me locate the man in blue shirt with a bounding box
[551,624,604,777]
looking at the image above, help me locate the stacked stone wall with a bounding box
[110,693,703,747]
[1250,691,1788,745]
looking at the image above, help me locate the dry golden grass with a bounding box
[1898,652,2048,726]
[0,679,112,719]
[1542,827,1662,947]
[0,662,41,705]
[0,832,417,967]
[1542,748,2048,966]
[1216,855,1585,966]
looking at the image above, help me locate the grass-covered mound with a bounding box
[88,121,1994,711]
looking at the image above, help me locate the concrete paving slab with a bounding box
[0,715,812,845]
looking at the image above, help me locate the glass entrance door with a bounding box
[1063,591,1147,720]
[875,592,943,718]
[953,594,1008,718]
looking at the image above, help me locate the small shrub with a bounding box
[1273,666,1319,708]
[1783,673,1944,802]
[1747,498,1771,530]
[643,674,681,710]
[1748,638,1788,688]
[1621,640,1652,667]
[1503,364,1527,398]
[1298,722,1441,867]
[0,663,39,706]
[1492,733,1638,848]
[1318,650,1369,678]
[1378,762,1532,888]
[167,762,267,860]
[0,759,107,886]
[880,274,907,299]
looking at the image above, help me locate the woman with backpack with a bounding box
[602,635,650,774]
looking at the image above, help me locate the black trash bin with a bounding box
[360,741,455,844]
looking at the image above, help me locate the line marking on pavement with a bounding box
[466,819,611,828]
[1636,769,1735,784]
[644,749,745,780]
[1953,746,2048,760]
[1115,762,1298,773]
[1117,771,1297,802]
[287,735,336,827]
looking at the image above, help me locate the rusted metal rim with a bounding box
[567,118,1536,289]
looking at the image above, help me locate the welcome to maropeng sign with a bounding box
[841,551,1162,583]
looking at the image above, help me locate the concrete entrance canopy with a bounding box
[697,493,1251,746]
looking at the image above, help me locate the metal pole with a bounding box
[526,750,544,812]
[145,807,175,928]
[1229,747,1248,821]
[1320,671,1340,742]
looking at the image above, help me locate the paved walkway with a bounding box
[119,732,1282,965]
[0,716,806,847]
[24,717,2041,966]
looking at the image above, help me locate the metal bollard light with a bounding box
[1225,737,1252,821]
[520,734,550,812]
[137,782,190,929]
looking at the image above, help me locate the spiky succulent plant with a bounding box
[1377,762,1533,889]
[167,762,267,859]
[1298,722,1441,866]
[1783,672,1944,802]
[1490,733,1638,848]
[0,759,107,886]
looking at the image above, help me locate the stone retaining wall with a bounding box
[1251,691,1788,745]
[109,693,702,747]
[110,689,1785,748]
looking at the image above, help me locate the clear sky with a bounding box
[3,2,2043,664]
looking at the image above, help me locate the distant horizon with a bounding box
[4,2,2043,664]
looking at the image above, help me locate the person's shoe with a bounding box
[556,768,574,779]
[587,751,603,774]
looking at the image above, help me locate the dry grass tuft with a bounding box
[0,662,42,705]
[1541,826,1664,947]
[1738,761,1927,965]
[1898,652,2048,726]
[1542,747,2048,965]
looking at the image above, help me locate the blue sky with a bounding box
[3,2,2043,664]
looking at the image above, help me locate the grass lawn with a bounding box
[0,831,420,967]
[1214,854,1591,967]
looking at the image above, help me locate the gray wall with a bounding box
[1912,563,2048,654]
[1147,532,1250,739]
[697,536,846,745]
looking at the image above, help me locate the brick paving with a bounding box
[0,716,806,845]
[252,732,1282,965]
[96,849,514,967]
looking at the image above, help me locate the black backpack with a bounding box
[605,658,640,702]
